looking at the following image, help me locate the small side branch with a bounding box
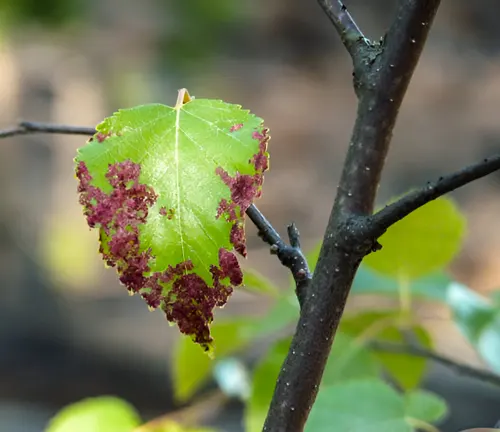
[0,121,96,138]
[317,0,369,62]
[370,155,500,236]
[246,205,311,307]
[371,341,500,388]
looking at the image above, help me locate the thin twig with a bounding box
[263,1,442,430]
[246,205,311,307]
[0,121,96,138]
[370,155,500,236]
[317,0,369,61]
[371,341,500,388]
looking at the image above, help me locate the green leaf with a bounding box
[322,333,381,386]
[247,294,299,336]
[447,282,500,373]
[137,419,216,432]
[403,390,448,424]
[246,333,381,432]
[173,319,254,402]
[245,338,290,432]
[340,312,432,390]
[306,379,447,432]
[75,90,269,352]
[307,241,453,302]
[446,282,497,342]
[45,396,140,432]
[363,197,466,280]
[242,269,279,297]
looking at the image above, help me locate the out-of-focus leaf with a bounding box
[243,269,279,297]
[306,379,447,432]
[363,197,466,280]
[307,241,453,301]
[135,419,216,432]
[245,338,290,432]
[246,294,299,337]
[477,315,500,373]
[46,396,140,432]
[213,358,251,399]
[173,319,253,402]
[404,390,448,424]
[321,333,381,386]
[447,282,500,373]
[76,92,270,351]
[340,312,432,390]
[446,282,497,342]
[246,332,381,432]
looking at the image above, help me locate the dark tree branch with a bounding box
[263,1,442,430]
[246,205,312,308]
[317,0,369,61]
[371,341,500,388]
[370,155,500,237]
[0,122,312,307]
[0,121,96,138]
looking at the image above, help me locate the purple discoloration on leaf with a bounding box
[229,123,243,132]
[96,132,112,143]
[76,160,243,349]
[215,126,269,257]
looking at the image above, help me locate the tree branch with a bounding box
[371,341,500,388]
[370,155,500,236]
[263,1,442,430]
[317,0,369,61]
[0,121,312,307]
[0,121,96,138]
[246,205,311,308]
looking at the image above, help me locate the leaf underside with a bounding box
[75,94,269,352]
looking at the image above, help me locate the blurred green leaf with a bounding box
[243,269,280,297]
[477,315,500,373]
[307,241,453,301]
[321,333,381,386]
[375,325,432,391]
[447,282,500,373]
[363,197,466,280]
[173,319,253,402]
[403,390,448,424]
[306,379,447,432]
[446,282,497,342]
[246,333,382,432]
[46,396,140,432]
[340,312,432,390]
[246,294,299,336]
[136,419,216,432]
[245,338,290,432]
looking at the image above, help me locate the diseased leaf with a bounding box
[75,89,269,352]
[363,197,466,280]
[46,396,140,432]
[306,379,447,432]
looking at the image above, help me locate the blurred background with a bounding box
[1,0,500,431]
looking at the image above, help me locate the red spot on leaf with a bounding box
[76,160,243,348]
[96,132,112,143]
[160,206,175,219]
[230,123,243,132]
[214,126,269,257]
